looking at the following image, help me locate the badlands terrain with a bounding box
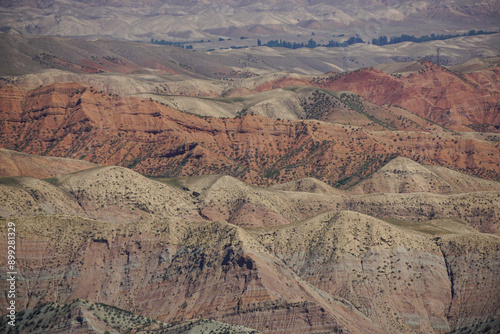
[0,4,500,332]
[0,156,499,333]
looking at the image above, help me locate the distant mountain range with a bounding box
[1,0,499,43]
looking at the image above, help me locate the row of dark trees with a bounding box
[150,39,195,49]
[372,30,497,46]
[150,29,497,50]
[261,36,364,49]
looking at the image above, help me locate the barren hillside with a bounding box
[0,163,499,333]
[0,0,498,43]
[0,148,96,178]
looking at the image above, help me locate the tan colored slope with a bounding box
[437,232,500,331]
[173,166,500,235]
[269,177,343,194]
[0,148,96,178]
[351,157,500,195]
[448,56,500,73]
[181,174,344,228]
[57,166,200,223]
[1,156,498,235]
[145,86,433,133]
[181,175,297,227]
[0,176,86,218]
[349,191,500,236]
[0,165,201,223]
[141,87,305,120]
[250,210,500,334]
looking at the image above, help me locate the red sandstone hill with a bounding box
[315,61,500,132]
[0,148,96,178]
[0,82,499,187]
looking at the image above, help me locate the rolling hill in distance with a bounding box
[0,1,499,333]
[0,0,499,44]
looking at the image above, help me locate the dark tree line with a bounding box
[150,39,194,49]
[372,30,497,46]
[150,29,497,51]
[263,36,364,49]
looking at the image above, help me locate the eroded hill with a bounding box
[0,155,499,333]
[1,82,499,190]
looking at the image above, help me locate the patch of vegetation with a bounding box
[149,176,185,190]
[263,36,364,49]
[44,177,61,186]
[339,93,395,130]
[334,154,398,189]
[372,30,498,46]
[127,157,142,169]
[0,177,22,187]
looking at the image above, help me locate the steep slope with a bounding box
[250,210,500,334]
[351,157,500,195]
[1,209,497,334]
[0,148,96,178]
[0,215,387,334]
[57,166,200,223]
[178,168,500,235]
[0,175,86,218]
[1,82,499,188]
[348,191,500,236]
[182,175,307,227]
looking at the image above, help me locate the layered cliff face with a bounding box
[250,211,500,334]
[1,82,499,189]
[0,215,386,334]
